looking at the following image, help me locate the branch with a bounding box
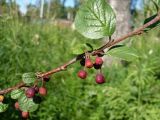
[0,14,160,95]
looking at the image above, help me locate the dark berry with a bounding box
[25,88,36,98]
[77,70,87,79]
[21,111,29,119]
[85,58,93,68]
[93,63,102,69]
[34,86,39,93]
[43,76,50,82]
[95,73,105,84]
[95,57,103,65]
[39,87,47,96]
[33,95,42,104]
[97,50,104,57]
[80,58,85,66]
[14,102,19,110]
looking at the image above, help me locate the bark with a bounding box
[108,0,131,38]
[104,0,131,66]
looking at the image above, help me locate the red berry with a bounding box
[95,57,103,65]
[95,73,105,84]
[21,111,29,119]
[85,58,93,68]
[77,70,87,79]
[25,88,35,98]
[39,87,47,96]
[14,102,19,110]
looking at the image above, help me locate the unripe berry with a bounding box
[0,95,4,102]
[14,102,19,110]
[39,87,47,96]
[95,57,103,65]
[95,73,105,84]
[21,111,29,119]
[43,76,50,82]
[77,70,87,79]
[85,58,93,68]
[25,88,36,98]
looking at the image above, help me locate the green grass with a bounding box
[0,16,160,120]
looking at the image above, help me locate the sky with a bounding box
[16,0,75,14]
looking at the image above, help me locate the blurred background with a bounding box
[0,0,160,120]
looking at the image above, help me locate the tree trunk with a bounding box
[108,0,131,38]
[104,0,131,66]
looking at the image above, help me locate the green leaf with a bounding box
[0,103,8,113]
[72,43,93,55]
[143,14,160,32]
[11,89,24,99]
[151,0,160,12]
[18,94,39,112]
[75,0,116,39]
[107,46,139,61]
[108,44,125,51]
[22,72,36,84]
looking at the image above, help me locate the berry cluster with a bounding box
[78,54,105,84]
[14,76,49,119]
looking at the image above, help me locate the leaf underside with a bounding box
[18,94,39,112]
[11,89,24,99]
[22,72,36,84]
[107,46,139,61]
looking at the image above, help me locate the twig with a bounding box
[0,13,160,95]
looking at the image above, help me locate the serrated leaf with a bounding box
[72,43,93,55]
[75,0,116,39]
[107,46,139,61]
[0,103,8,113]
[22,72,36,84]
[18,94,39,112]
[11,89,24,99]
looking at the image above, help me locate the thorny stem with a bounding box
[0,13,160,95]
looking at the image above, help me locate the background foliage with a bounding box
[0,0,160,120]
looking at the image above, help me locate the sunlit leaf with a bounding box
[75,0,116,39]
[0,103,8,113]
[11,89,24,99]
[22,72,36,84]
[18,94,39,112]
